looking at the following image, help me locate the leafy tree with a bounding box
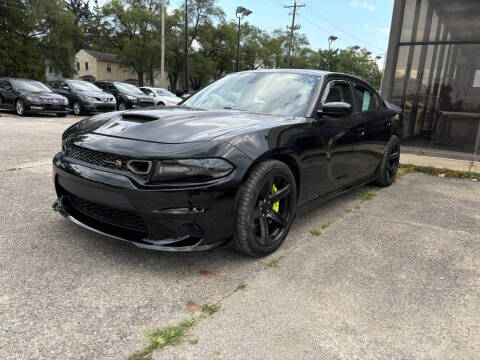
[0,0,81,80]
[102,0,163,86]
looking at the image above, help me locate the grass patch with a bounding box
[361,192,376,201]
[355,205,361,210]
[129,319,196,360]
[345,208,353,213]
[398,164,480,179]
[235,283,246,291]
[321,222,331,229]
[189,339,198,345]
[4,167,22,172]
[201,304,221,316]
[213,350,221,356]
[310,229,321,236]
[263,255,285,268]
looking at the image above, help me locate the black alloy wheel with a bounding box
[374,135,400,187]
[233,160,297,257]
[157,101,165,106]
[15,99,25,116]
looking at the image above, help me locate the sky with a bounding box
[170,0,394,62]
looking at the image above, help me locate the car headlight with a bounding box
[83,95,95,102]
[110,97,116,103]
[151,158,234,182]
[63,97,69,105]
[26,96,41,104]
[126,95,137,101]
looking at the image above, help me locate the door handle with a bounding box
[354,128,366,136]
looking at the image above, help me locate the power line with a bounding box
[304,4,386,51]
[284,0,304,67]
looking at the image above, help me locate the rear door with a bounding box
[0,79,15,108]
[351,82,387,179]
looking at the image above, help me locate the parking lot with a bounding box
[1,110,479,360]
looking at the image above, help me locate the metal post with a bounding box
[160,0,165,87]
[236,16,241,72]
[185,0,189,94]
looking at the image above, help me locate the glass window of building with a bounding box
[383,0,480,160]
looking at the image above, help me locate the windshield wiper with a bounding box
[223,107,246,111]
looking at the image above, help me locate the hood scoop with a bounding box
[120,113,159,123]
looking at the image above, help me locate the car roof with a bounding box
[237,69,368,84]
[1,77,40,81]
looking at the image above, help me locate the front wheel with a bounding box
[72,101,82,115]
[232,160,297,257]
[374,135,400,187]
[15,99,25,116]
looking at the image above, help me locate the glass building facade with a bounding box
[382,0,480,160]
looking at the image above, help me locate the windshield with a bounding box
[113,82,144,95]
[183,72,319,116]
[13,80,51,93]
[67,80,102,92]
[155,89,176,98]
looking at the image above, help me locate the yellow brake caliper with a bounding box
[271,184,280,213]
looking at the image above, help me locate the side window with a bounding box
[96,82,105,90]
[107,63,112,73]
[141,88,153,95]
[76,62,80,70]
[85,62,89,71]
[323,81,355,108]
[354,85,377,112]
[49,81,58,89]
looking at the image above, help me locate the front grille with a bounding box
[65,144,129,171]
[68,193,147,233]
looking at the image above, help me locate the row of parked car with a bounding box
[0,77,183,116]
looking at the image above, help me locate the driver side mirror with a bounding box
[318,102,352,117]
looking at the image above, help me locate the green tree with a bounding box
[0,0,81,80]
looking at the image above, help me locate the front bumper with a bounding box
[83,102,116,113]
[28,104,69,114]
[52,154,236,251]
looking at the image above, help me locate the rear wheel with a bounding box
[15,99,25,116]
[374,135,400,187]
[232,160,297,257]
[157,101,165,106]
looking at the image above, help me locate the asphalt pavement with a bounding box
[0,111,479,359]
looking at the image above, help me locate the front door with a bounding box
[316,79,367,192]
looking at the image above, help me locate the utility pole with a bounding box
[160,0,165,88]
[284,0,304,68]
[185,0,189,94]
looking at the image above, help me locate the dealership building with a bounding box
[381,0,480,161]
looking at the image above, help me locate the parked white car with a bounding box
[139,87,183,106]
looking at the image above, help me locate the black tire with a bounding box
[15,99,25,116]
[72,101,82,116]
[232,160,297,257]
[373,135,400,187]
[157,102,165,106]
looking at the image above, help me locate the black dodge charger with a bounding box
[53,70,401,257]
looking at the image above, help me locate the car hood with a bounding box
[70,107,292,144]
